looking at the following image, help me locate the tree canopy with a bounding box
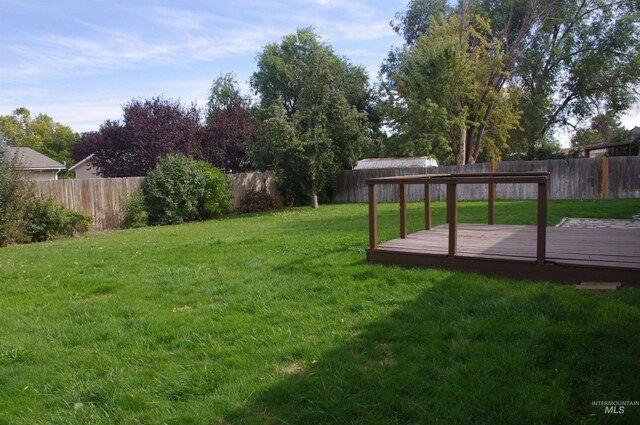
[384,0,640,161]
[249,27,370,206]
[389,10,522,164]
[0,107,78,166]
[92,97,202,177]
[570,112,630,148]
[205,73,243,126]
[203,75,256,173]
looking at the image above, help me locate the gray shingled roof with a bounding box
[5,147,65,170]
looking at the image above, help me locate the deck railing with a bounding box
[366,172,551,263]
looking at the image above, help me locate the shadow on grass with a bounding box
[223,275,640,424]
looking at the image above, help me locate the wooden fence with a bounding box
[227,171,280,208]
[333,156,640,203]
[34,171,279,231]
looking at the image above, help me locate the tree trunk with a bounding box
[457,125,467,165]
[310,183,319,209]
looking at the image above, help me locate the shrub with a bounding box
[25,197,92,242]
[0,145,33,246]
[1,142,91,245]
[192,161,232,218]
[237,189,282,214]
[122,191,148,229]
[142,155,207,225]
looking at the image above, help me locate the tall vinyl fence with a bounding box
[34,171,279,231]
[333,156,640,203]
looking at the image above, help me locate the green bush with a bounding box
[122,191,148,229]
[192,161,232,218]
[143,155,207,225]
[141,156,232,225]
[237,189,282,214]
[1,142,91,245]
[0,146,33,246]
[25,197,92,242]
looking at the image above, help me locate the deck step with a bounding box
[575,282,622,291]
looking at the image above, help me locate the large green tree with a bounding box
[390,9,522,164]
[0,107,78,166]
[506,0,640,157]
[249,28,369,207]
[387,0,640,160]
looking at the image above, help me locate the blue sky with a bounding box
[1,0,637,141]
[0,0,405,132]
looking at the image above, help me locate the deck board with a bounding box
[369,224,640,285]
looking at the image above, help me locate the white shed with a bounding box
[354,156,438,170]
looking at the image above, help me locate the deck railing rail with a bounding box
[366,172,551,263]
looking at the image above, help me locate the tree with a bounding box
[391,11,522,164]
[249,28,369,207]
[386,0,640,160]
[203,99,256,173]
[391,0,452,46]
[71,131,101,163]
[505,0,640,157]
[92,97,203,177]
[205,73,243,126]
[0,107,78,166]
[203,74,256,173]
[570,112,629,148]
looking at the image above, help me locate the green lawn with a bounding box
[1,199,639,424]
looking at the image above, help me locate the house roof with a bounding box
[583,139,638,152]
[68,153,95,171]
[5,147,65,170]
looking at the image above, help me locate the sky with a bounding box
[1,0,638,144]
[0,0,405,133]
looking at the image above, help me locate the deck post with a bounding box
[368,184,377,250]
[488,181,495,225]
[536,180,548,263]
[447,183,458,256]
[399,183,407,238]
[424,182,431,230]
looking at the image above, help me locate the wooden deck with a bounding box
[365,172,640,286]
[368,224,640,286]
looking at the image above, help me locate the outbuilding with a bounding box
[354,156,439,170]
[69,154,100,179]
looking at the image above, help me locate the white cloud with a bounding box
[300,0,375,19]
[324,20,395,41]
[0,0,406,132]
[149,6,243,31]
[0,23,282,83]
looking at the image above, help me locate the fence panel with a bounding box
[34,171,279,231]
[333,157,640,203]
[34,177,144,231]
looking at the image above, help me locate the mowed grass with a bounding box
[1,199,639,424]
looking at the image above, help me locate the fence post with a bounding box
[400,183,407,238]
[368,184,377,250]
[601,156,608,199]
[424,182,431,230]
[447,183,458,256]
[488,181,495,225]
[537,180,548,264]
